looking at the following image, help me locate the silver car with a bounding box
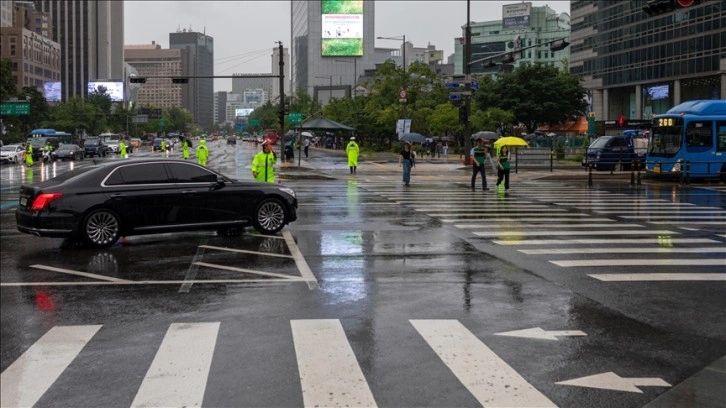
[1,144,26,164]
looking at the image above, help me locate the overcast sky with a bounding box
[124,1,570,92]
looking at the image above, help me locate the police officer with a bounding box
[196,139,209,166]
[346,136,359,175]
[251,140,277,183]
[119,139,127,158]
[25,144,34,167]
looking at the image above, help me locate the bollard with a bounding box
[588,162,593,186]
[630,161,635,186]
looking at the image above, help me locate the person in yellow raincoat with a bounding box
[250,140,277,183]
[182,139,189,159]
[160,139,166,157]
[25,144,34,167]
[196,139,209,166]
[119,140,127,158]
[346,136,359,175]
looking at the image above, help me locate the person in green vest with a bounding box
[469,138,492,191]
[160,139,166,157]
[25,144,34,167]
[496,144,511,191]
[182,139,189,159]
[119,139,127,158]
[250,139,277,183]
[346,136,359,175]
[196,139,209,166]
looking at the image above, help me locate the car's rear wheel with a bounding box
[253,198,286,235]
[81,209,121,248]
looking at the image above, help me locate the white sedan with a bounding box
[0,144,25,164]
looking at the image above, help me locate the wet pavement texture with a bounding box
[1,140,725,407]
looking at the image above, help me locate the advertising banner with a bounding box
[503,2,531,29]
[321,0,363,57]
[87,81,125,102]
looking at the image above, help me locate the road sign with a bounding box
[131,114,148,124]
[449,94,462,101]
[288,112,303,125]
[444,82,461,89]
[471,80,479,90]
[159,119,166,127]
[0,102,31,116]
[235,123,246,131]
[249,119,260,127]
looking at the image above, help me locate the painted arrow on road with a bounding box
[556,372,671,393]
[494,327,587,341]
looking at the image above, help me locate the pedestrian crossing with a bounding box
[1,320,569,408]
[350,179,726,281]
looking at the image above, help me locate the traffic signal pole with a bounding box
[277,41,286,162]
[464,1,472,165]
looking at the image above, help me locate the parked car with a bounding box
[227,136,237,145]
[83,138,109,158]
[51,144,84,161]
[582,135,645,171]
[16,159,298,248]
[1,144,26,164]
[105,139,120,154]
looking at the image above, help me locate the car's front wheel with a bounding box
[253,198,286,235]
[80,208,121,248]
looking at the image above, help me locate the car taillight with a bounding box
[30,193,63,211]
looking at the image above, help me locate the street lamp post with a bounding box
[315,76,333,104]
[334,58,357,96]
[377,35,407,118]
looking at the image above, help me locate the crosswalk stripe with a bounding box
[291,319,377,408]
[551,259,726,267]
[520,247,726,254]
[1,325,102,408]
[590,273,726,281]
[493,238,718,245]
[439,217,614,223]
[131,322,219,408]
[411,320,556,407]
[457,223,641,229]
[473,230,678,237]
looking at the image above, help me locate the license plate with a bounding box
[19,197,27,206]
[653,164,661,174]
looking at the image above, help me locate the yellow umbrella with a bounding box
[494,136,528,147]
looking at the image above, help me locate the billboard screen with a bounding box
[43,81,62,102]
[503,2,531,29]
[87,81,124,102]
[321,0,363,57]
[235,108,254,117]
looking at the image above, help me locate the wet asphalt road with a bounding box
[1,140,725,408]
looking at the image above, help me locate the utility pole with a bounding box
[277,41,286,161]
[464,1,472,165]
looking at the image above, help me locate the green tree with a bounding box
[45,96,106,140]
[16,87,50,135]
[0,58,17,100]
[163,106,193,134]
[475,63,587,133]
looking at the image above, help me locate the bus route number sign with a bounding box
[656,118,676,127]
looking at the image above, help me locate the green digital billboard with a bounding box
[321,0,363,57]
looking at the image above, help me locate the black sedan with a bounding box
[51,144,85,161]
[16,159,298,248]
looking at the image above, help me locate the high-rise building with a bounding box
[124,43,185,109]
[231,76,272,103]
[0,2,61,93]
[570,0,724,122]
[291,0,377,104]
[454,4,571,75]
[33,0,124,101]
[0,0,14,28]
[169,29,214,128]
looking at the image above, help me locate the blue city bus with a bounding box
[646,100,726,180]
[28,129,73,144]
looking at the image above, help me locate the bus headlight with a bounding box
[671,159,682,173]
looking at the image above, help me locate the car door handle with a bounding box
[109,193,125,200]
[182,190,197,194]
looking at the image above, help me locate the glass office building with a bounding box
[570,0,724,123]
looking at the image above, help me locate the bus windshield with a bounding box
[648,117,682,157]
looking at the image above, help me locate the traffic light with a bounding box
[171,77,189,84]
[484,60,497,68]
[642,0,692,16]
[129,77,146,84]
[501,53,515,64]
[549,39,570,52]
[458,105,467,124]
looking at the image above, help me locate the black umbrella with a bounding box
[471,131,499,141]
[179,135,193,148]
[399,133,426,144]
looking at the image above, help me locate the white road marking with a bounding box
[457,223,641,229]
[29,264,131,282]
[520,247,726,254]
[556,372,670,393]
[495,327,587,341]
[200,244,294,258]
[493,238,717,245]
[193,261,305,280]
[1,325,102,408]
[438,217,612,222]
[552,259,726,267]
[623,215,726,219]
[474,230,678,237]
[291,319,377,408]
[131,322,219,408]
[589,273,726,281]
[0,279,306,287]
[411,319,556,407]
[283,230,319,289]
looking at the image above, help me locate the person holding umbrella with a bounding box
[470,138,492,191]
[399,141,416,187]
[496,145,512,191]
